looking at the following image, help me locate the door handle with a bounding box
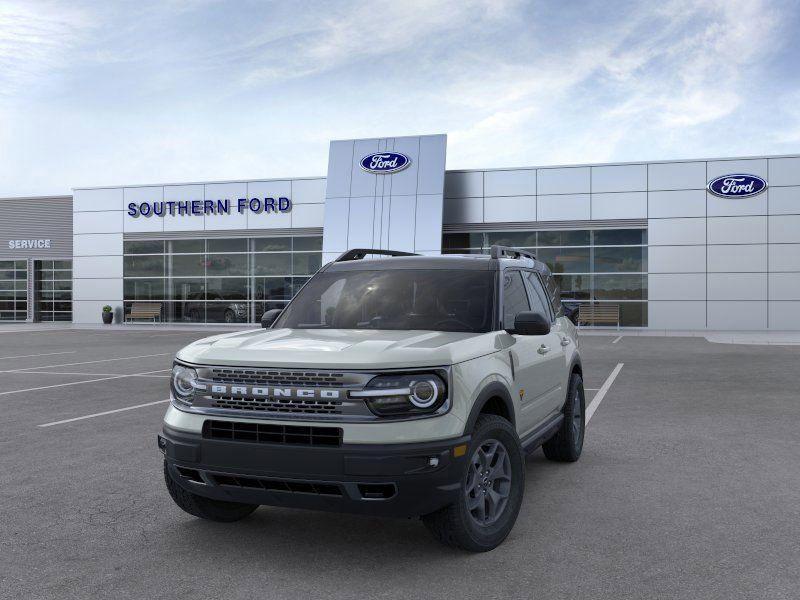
[560,337,570,346]
[537,344,550,355]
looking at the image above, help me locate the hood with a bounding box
[176,327,502,369]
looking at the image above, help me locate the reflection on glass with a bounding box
[206,254,247,276]
[124,240,165,255]
[207,238,247,253]
[292,237,323,251]
[593,247,645,272]
[538,230,590,247]
[537,248,590,273]
[253,253,291,276]
[486,232,536,248]
[170,254,205,277]
[292,252,322,275]
[443,233,484,249]
[593,229,645,246]
[253,237,291,252]
[170,239,204,254]
[592,274,647,300]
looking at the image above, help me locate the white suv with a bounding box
[159,246,585,551]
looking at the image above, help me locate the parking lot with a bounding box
[0,326,798,600]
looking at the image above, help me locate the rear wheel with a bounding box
[163,461,258,522]
[542,372,585,462]
[422,414,525,552]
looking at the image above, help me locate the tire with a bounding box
[163,461,258,522]
[422,414,525,552]
[542,372,585,462]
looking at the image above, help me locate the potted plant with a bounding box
[102,305,113,325]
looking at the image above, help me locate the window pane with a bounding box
[293,236,322,251]
[206,254,247,276]
[170,254,205,277]
[170,278,204,301]
[124,255,165,277]
[169,239,204,253]
[593,274,646,300]
[537,248,590,273]
[522,272,550,318]
[124,240,164,254]
[443,233,484,249]
[537,230,590,246]
[593,247,646,273]
[207,238,247,253]
[593,229,646,245]
[53,260,72,270]
[253,253,291,276]
[124,278,165,300]
[486,231,536,247]
[555,274,591,300]
[502,271,530,328]
[206,277,249,301]
[293,252,321,275]
[253,237,291,252]
[254,277,292,302]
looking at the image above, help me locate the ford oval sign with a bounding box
[707,174,767,198]
[360,152,411,174]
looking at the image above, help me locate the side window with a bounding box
[522,272,552,321]
[502,271,531,328]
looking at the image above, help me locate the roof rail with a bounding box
[334,248,419,262]
[489,245,536,261]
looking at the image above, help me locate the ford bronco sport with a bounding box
[160,245,585,552]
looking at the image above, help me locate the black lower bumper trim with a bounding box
[161,424,470,518]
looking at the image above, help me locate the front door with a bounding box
[501,271,563,437]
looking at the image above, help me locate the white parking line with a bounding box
[0,351,77,360]
[38,399,170,428]
[0,352,173,373]
[586,363,624,423]
[0,369,169,397]
[611,336,623,344]
[5,370,170,378]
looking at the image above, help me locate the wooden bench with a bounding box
[577,304,620,329]
[126,302,162,323]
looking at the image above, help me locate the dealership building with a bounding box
[1,133,799,330]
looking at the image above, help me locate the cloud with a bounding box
[0,1,90,98]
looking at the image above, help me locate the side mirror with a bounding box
[562,303,578,326]
[510,311,551,336]
[261,308,282,329]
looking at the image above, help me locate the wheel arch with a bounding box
[464,382,516,434]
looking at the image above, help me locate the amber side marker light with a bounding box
[453,444,467,457]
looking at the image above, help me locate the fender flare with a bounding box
[463,381,516,434]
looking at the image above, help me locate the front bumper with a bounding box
[160,424,470,518]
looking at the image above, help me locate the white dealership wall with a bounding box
[70,142,800,330]
[72,177,326,324]
[442,155,800,330]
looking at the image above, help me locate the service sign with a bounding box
[707,174,767,198]
[8,239,51,249]
[360,152,411,174]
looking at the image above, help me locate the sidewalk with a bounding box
[579,328,800,345]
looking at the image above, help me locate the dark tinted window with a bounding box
[593,229,646,245]
[275,270,496,333]
[523,272,551,320]
[502,271,530,328]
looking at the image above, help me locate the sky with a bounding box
[0,0,799,197]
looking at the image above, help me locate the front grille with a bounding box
[209,368,347,387]
[203,420,342,447]
[209,396,342,415]
[210,474,343,496]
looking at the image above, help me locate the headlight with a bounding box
[351,372,448,417]
[171,364,198,405]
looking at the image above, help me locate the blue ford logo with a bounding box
[360,152,411,174]
[707,174,767,198]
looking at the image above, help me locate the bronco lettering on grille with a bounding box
[210,384,341,400]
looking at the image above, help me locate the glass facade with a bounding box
[122,236,322,323]
[443,228,648,327]
[0,260,28,321]
[36,260,72,322]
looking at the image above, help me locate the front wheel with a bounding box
[422,415,525,552]
[542,372,585,462]
[164,462,258,522]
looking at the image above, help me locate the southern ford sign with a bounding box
[707,174,767,198]
[360,152,411,174]
[127,197,291,218]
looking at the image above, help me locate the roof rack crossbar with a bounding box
[334,248,419,262]
[489,245,536,261]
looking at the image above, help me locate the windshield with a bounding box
[274,269,496,333]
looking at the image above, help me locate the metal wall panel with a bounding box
[648,190,706,219]
[484,169,535,196]
[648,161,707,191]
[769,186,800,215]
[0,196,73,259]
[591,164,647,193]
[537,167,590,195]
[769,157,800,187]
